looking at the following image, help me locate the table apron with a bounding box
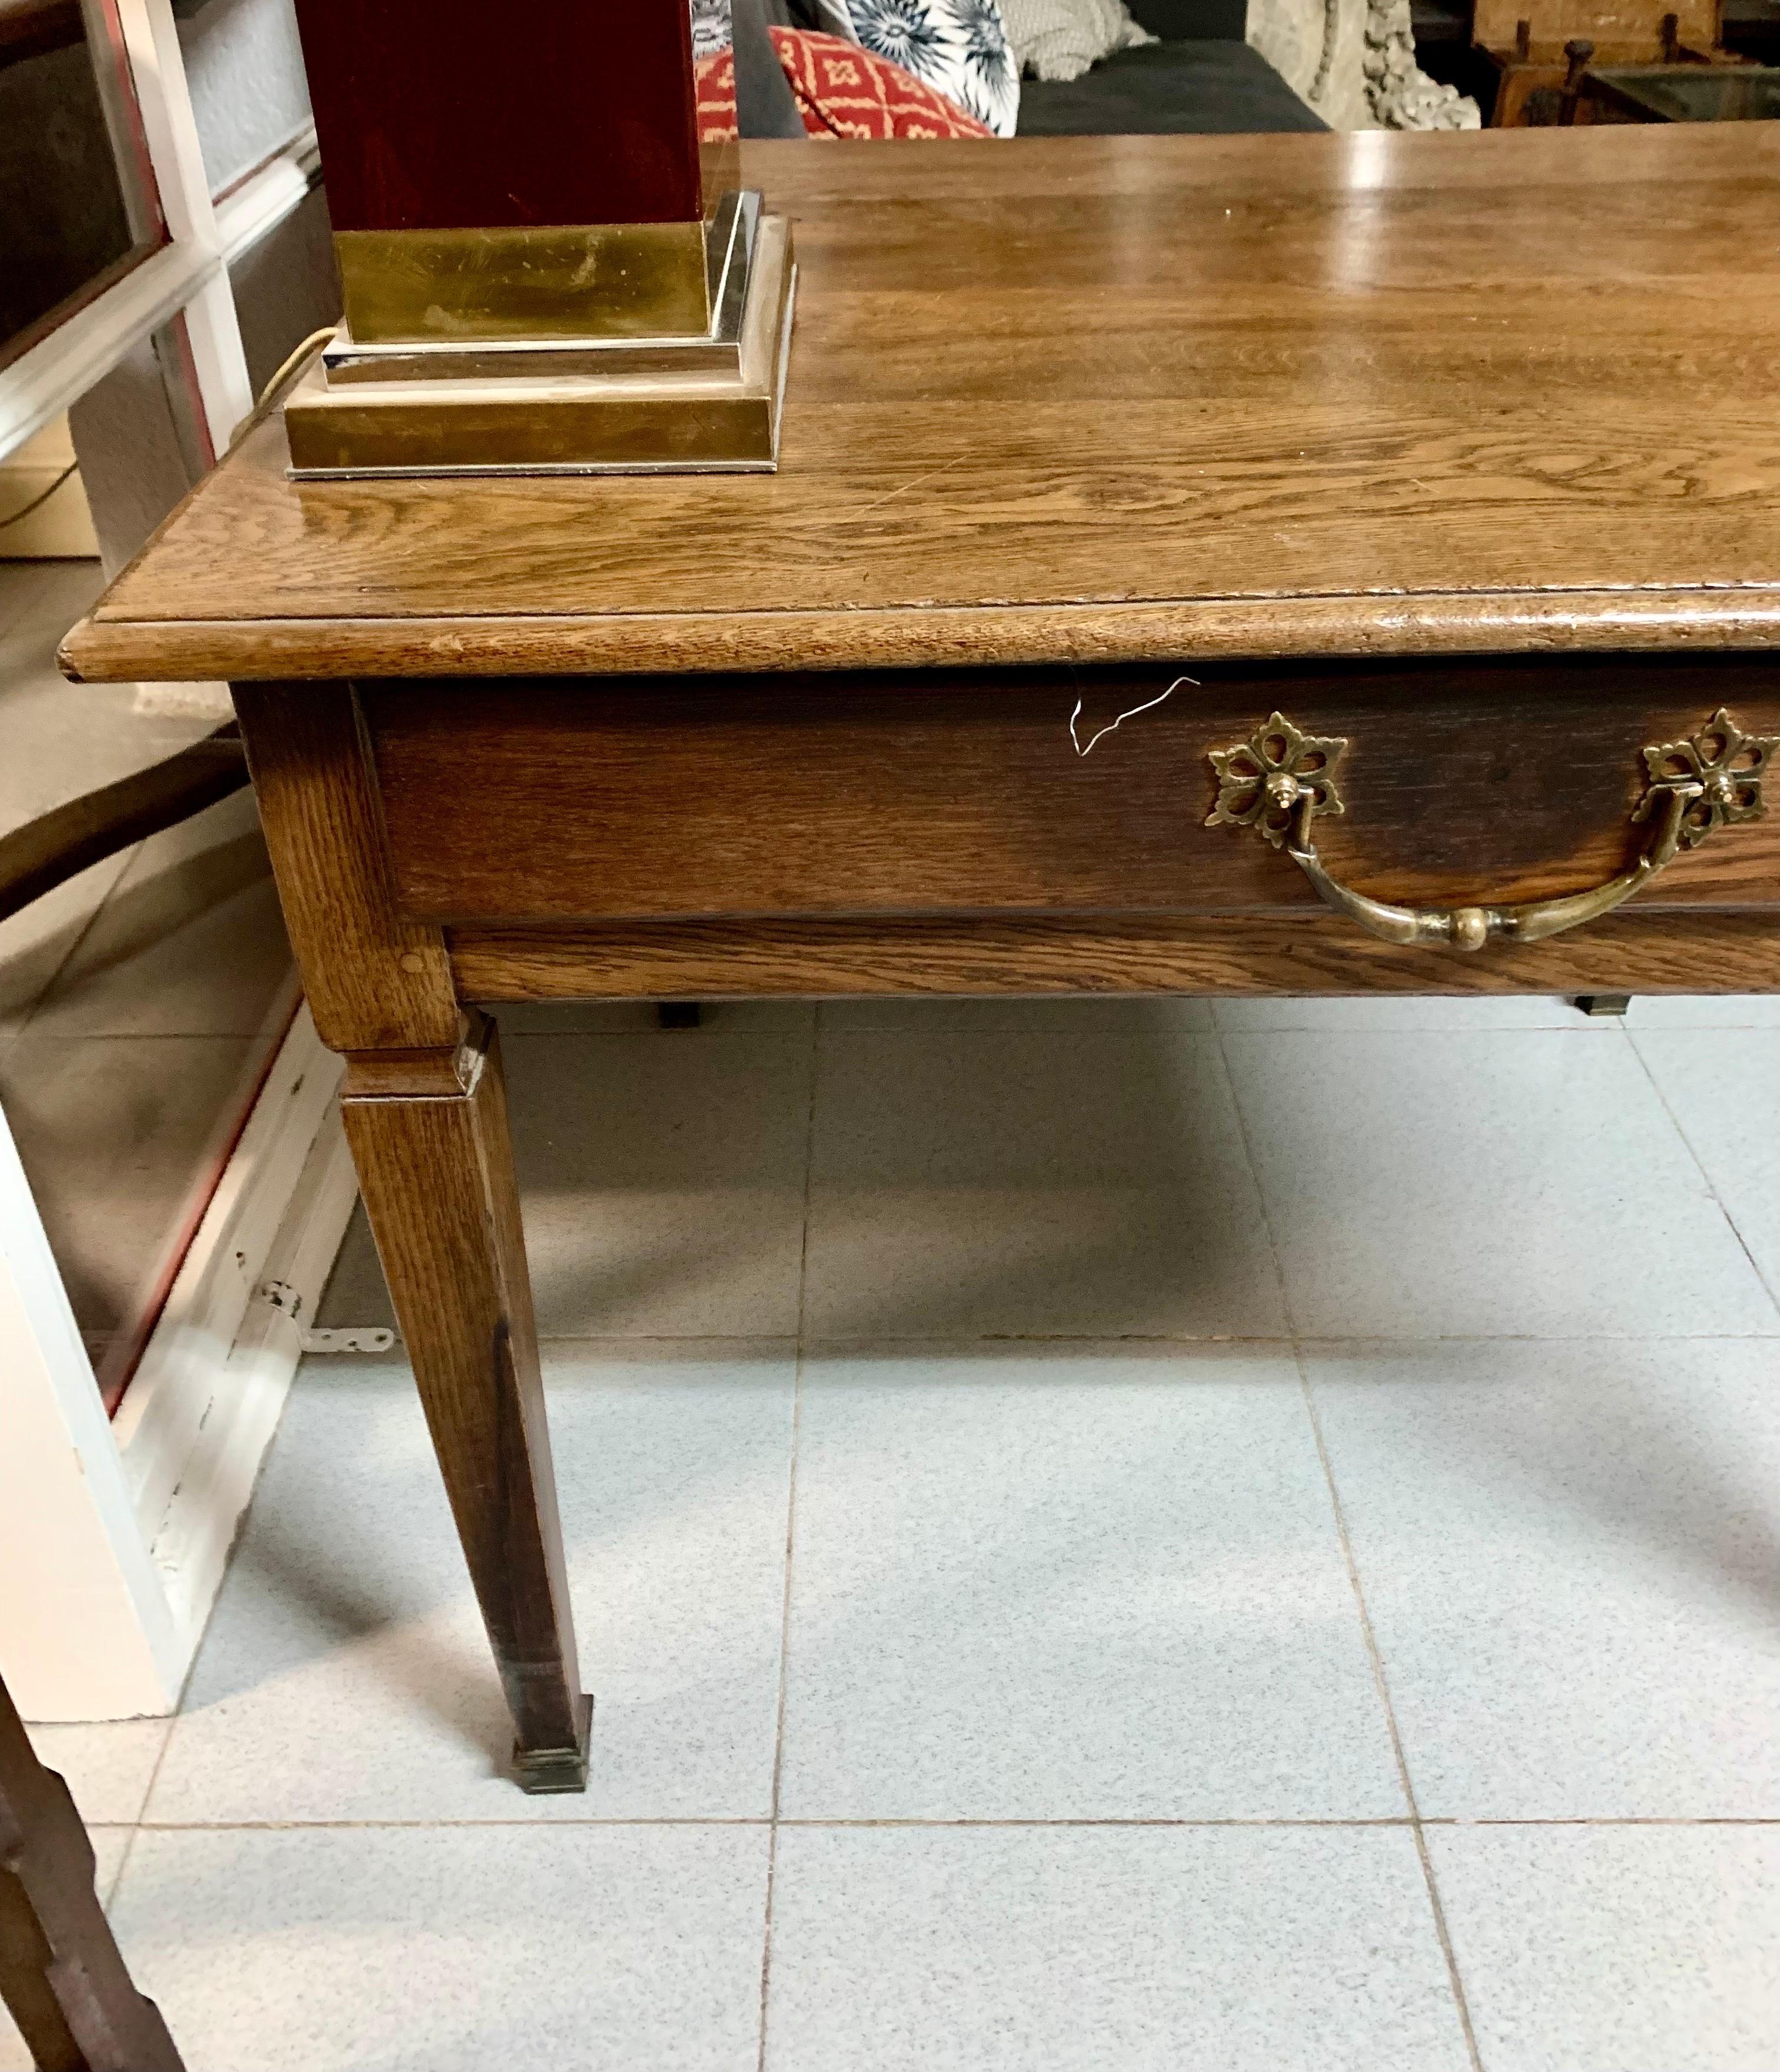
[361,657,1780,933]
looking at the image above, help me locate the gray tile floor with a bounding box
[0,559,294,1372]
[12,992,1779,2071]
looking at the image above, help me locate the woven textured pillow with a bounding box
[812,0,1019,135]
[695,27,996,138]
[997,0,1153,81]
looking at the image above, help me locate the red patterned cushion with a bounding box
[695,26,994,141]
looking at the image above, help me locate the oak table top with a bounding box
[63,124,1780,688]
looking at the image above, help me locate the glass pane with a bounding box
[1596,64,1780,120]
[0,0,165,371]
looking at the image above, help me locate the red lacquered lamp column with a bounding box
[283,1,793,475]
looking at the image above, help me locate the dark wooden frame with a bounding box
[0,1677,183,2071]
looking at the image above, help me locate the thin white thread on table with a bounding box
[1068,675,1198,757]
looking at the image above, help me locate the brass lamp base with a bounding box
[284,195,795,478]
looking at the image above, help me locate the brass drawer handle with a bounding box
[1206,707,1775,952]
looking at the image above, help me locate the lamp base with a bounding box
[284,196,795,478]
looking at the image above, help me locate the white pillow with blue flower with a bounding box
[690,0,733,59]
[813,0,1020,135]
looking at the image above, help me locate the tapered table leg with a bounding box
[341,1013,592,1791]
[0,1678,184,2071]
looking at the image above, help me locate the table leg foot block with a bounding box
[514,1692,595,1794]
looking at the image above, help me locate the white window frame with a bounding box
[0,0,255,466]
[1,4,341,1720]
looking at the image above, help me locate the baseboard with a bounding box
[105,1006,356,1699]
[142,1096,358,1663]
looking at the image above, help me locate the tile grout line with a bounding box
[120,1812,1780,1832]
[1297,1364,1484,2072]
[1623,1020,1780,1321]
[1215,1017,1484,2072]
[527,1331,1780,1351]
[91,1711,182,1917]
[114,1713,183,1879]
[755,1011,819,2072]
[755,1355,803,2072]
[99,1821,143,1916]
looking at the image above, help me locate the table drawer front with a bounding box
[363,657,1780,925]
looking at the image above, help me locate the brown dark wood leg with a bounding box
[234,683,589,1791]
[341,1013,592,1792]
[0,1678,184,2071]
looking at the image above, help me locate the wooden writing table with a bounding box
[64,126,1780,1791]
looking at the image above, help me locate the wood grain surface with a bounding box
[231,682,461,1054]
[364,660,1780,923]
[341,1017,589,1774]
[449,910,1780,1001]
[63,126,1780,684]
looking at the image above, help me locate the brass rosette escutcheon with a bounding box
[1207,711,1349,849]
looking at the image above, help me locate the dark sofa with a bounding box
[1016,0,1327,134]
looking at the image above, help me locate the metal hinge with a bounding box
[261,1280,395,1355]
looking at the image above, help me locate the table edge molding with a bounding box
[60,590,1780,684]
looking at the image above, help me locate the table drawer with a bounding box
[362,656,1780,927]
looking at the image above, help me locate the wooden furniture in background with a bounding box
[0,1675,183,2070]
[62,126,1780,1792]
[1473,0,1748,118]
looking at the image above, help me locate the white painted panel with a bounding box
[0,1099,182,1720]
[5,1010,357,1720]
[117,1007,343,1544]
